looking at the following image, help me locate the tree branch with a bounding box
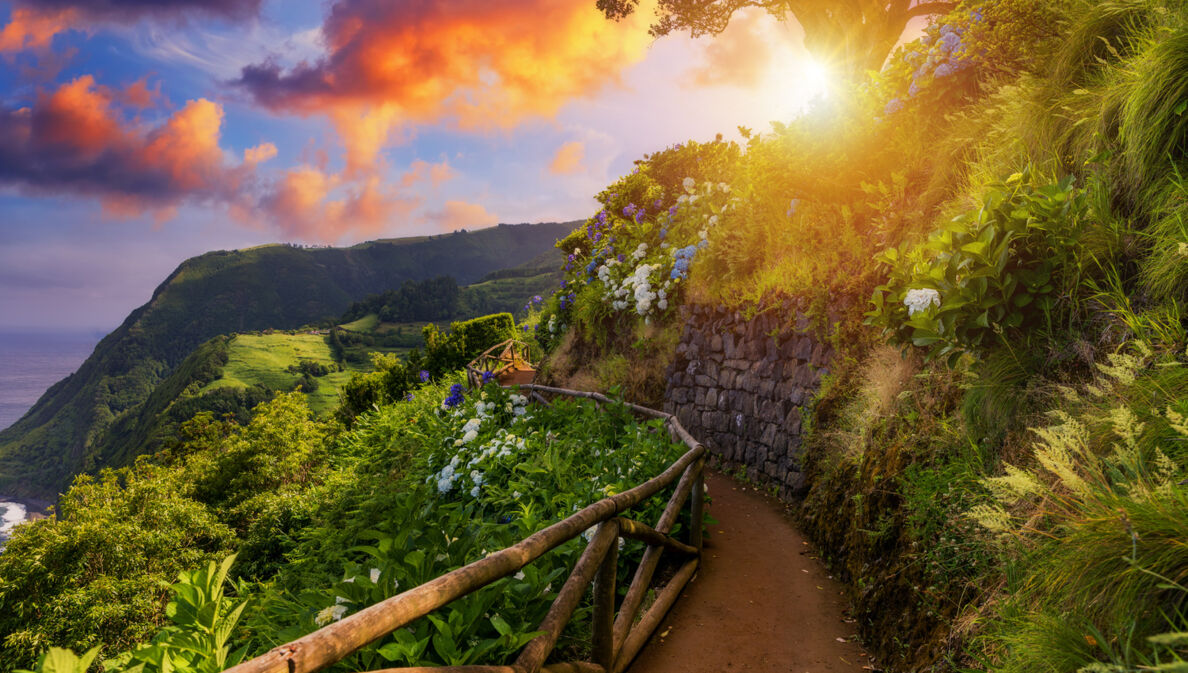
[905,1,956,20]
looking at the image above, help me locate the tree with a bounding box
[597,0,957,78]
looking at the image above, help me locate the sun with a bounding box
[760,53,833,120]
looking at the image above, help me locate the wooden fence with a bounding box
[465,340,535,389]
[224,384,706,673]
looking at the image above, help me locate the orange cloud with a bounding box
[0,1,262,54]
[33,74,123,154]
[235,0,655,173]
[244,142,278,165]
[139,99,225,191]
[427,200,498,232]
[549,141,585,175]
[120,77,163,109]
[400,159,454,188]
[683,9,772,88]
[0,75,249,223]
[0,7,76,52]
[256,166,419,242]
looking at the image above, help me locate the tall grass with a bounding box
[969,343,1188,671]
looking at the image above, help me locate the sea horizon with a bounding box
[0,327,109,432]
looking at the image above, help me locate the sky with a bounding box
[0,0,834,330]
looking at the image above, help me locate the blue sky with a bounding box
[0,0,831,329]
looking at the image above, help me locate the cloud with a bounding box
[682,9,772,88]
[0,0,264,55]
[243,142,277,165]
[549,141,586,175]
[233,0,655,172]
[0,75,247,222]
[250,166,419,242]
[0,7,76,52]
[427,200,498,232]
[120,77,163,109]
[400,159,454,188]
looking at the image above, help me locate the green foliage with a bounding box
[240,382,684,668]
[868,169,1095,363]
[108,555,248,673]
[968,343,1188,672]
[0,393,336,671]
[16,647,101,673]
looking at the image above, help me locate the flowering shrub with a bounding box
[238,380,687,669]
[538,140,741,346]
[867,169,1092,363]
[875,1,1062,119]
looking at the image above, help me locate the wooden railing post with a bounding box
[690,457,705,551]
[591,523,618,669]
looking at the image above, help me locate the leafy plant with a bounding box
[868,168,1092,364]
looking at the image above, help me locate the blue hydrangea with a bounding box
[419,370,430,382]
[884,98,904,115]
[786,198,801,218]
[934,62,956,78]
[939,32,961,53]
[442,384,465,409]
[481,370,496,385]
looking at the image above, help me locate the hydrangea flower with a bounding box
[481,370,496,385]
[904,288,941,316]
[315,604,348,626]
[419,370,430,382]
[442,384,465,409]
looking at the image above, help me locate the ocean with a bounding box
[0,329,104,431]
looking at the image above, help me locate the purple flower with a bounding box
[532,295,542,303]
[442,384,465,408]
[939,32,961,53]
[668,205,678,216]
[884,98,904,115]
[481,370,496,385]
[419,370,430,382]
[934,62,956,78]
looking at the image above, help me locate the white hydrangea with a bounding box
[315,604,348,626]
[683,176,695,193]
[903,288,941,316]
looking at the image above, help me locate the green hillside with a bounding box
[0,222,573,500]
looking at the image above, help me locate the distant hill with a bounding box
[0,222,573,500]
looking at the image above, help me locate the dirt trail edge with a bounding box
[628,471,873,673]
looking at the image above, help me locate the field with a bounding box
[201,333,365,415]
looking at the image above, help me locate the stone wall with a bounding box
[664,303,834,499]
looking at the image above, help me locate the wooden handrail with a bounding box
[466,340,536,388]
[225,385,706,673]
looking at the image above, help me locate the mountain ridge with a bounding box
[0,222,574,500]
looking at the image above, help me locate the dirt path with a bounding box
[627,471,873,673]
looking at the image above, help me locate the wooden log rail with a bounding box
[465,340,534,389]
[225,384,706,673]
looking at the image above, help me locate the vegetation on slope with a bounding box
[525,0,1188,670]
[1,381,685,672]
[0,222,572,500]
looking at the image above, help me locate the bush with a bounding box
[867,169,1096,364]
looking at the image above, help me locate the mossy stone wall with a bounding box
[664,303,833,498]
